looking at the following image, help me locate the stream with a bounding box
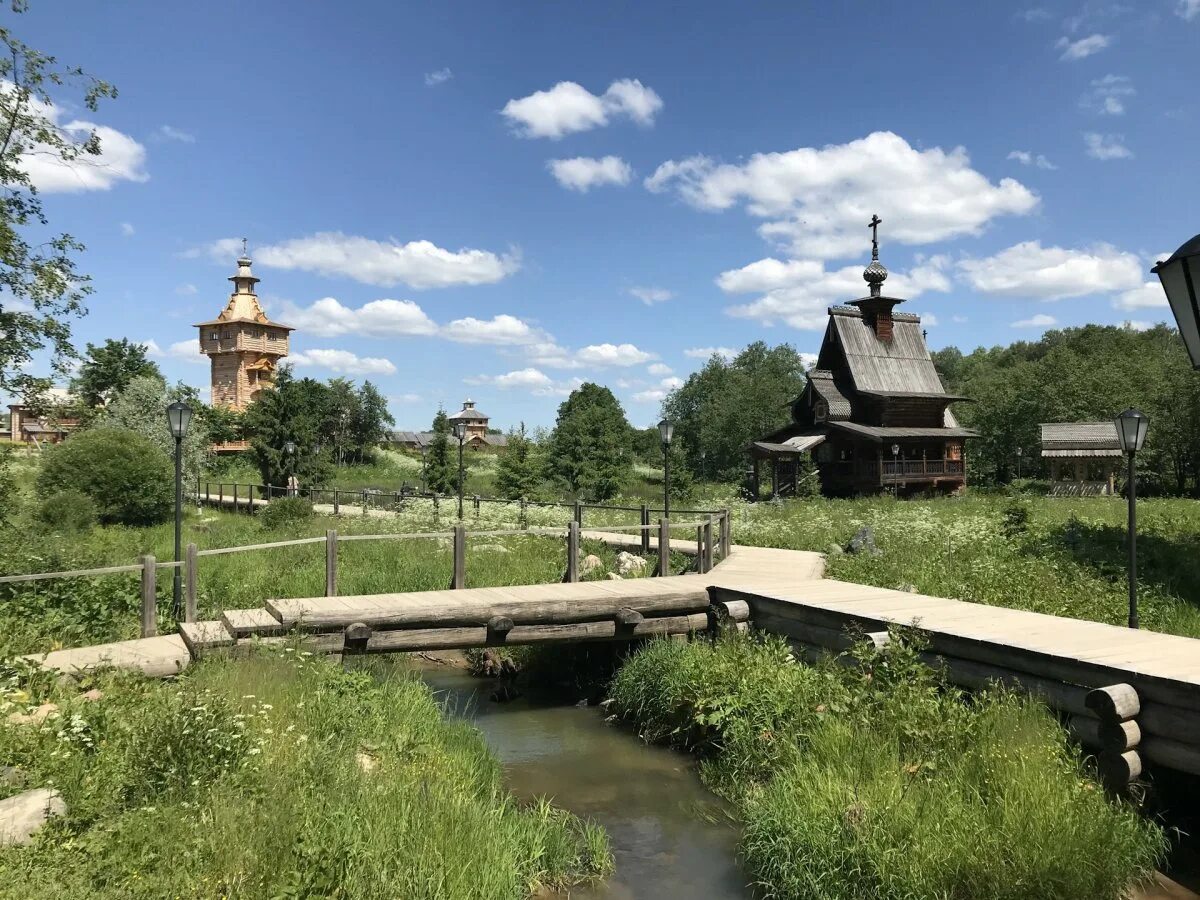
[419,665,752,900]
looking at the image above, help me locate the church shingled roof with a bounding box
[828,306,946,395]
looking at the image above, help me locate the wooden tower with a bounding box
[195,249,293,411]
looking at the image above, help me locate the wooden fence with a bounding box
[0,500,733,641]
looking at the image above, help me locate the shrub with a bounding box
[34,490,98,532]
[37,427,173,526]
[257,495,313,529]
[1002,499,1031,537]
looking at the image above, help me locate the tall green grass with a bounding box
[609,635,1167,900]
[0,649,611,898]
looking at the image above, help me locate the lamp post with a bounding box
[1153,234,1200,368]
[1016,446,1023,480]
[1114,408,1149,629]
[166,401,193,619]
[700,449,707,484]
[419,444,428,493]
[453,422,466,519]
[658,419,674,518]
[284,440,296,495]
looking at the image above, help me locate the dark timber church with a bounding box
[748,216,976,498]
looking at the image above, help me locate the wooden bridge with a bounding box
[20,514,1200,783]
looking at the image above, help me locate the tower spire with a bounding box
[863,213,888,298]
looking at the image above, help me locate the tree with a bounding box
[38,427,173,526]
[350,381,393,463]
[71,338,161,408]
[495,423,543,500]
[242,367,331,488]
[662,342,808,482]
[423,409,456,494]
[0,7,118,398]
[101,375,210,484]
[547,383,631,500]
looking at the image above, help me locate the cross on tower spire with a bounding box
[862,214,888,298]
[241,237,248,258]
[869,214,882,261]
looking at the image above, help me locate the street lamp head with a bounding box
[1114,407,1149,454]
[165,401,193,440]
[658,419,674,445]
[284,440,296,456]
[453,422,467,441]
[891,443,900,457]
[1153,234,1200,369]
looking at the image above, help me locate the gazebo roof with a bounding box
[1039,422,1122,457]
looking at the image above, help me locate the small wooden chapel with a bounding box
[748,216,977,498]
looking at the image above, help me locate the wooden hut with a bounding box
[1039,422,1122,496]
[748,217,975,498]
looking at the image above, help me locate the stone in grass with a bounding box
[5,703,59,727]
[581,554,603,574]
[0,788,66,847]
[606,572,624,581]
[0,767,24,789]
[827,543,844,557]
[845,526,880,556]
[616,551,647,576]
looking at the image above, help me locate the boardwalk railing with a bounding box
[0,506,733,641]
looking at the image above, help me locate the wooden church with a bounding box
[749,217,976,498]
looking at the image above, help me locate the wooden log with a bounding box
[1098,719,1142,751]
[754,611,877,655]
[237,632,345,655]
[140,555,157,638]
[729,588,1200,712]
[1141,736,1200,776]
[711,598,751,622]
[325,530,338,598]
[1139,701,1200,746]
[269,585,711,629]
[614,607,644,627]
[452,525,466,589]
[487,615,514,637]
[1086,684,1140,721]
[365,611,710,652]
[565,520,579,584]
[864,631,891,650]
[344,621,372,655]
[1068,715,1103,750]
[1097,750,1142,785]
[184,543,198,624]
[915,652,1094,718]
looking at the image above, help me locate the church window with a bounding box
[813,400,828,422]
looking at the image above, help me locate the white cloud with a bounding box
[156,125,195,143]
[143,338,206,365]
[547,156,633,192]
[629,286,674,305]
[684,346,737,361]
[1056,33,1111,60]
[718,255,952,330]
[1113,282,1166,310]
[952,315,969,324]
[1081,74,1135,115]
[465,368,582,396]
[958,241,1142,300]
[440,314,547,345]
[1179,0,1200,19]
[120,222,135,237]
[1012,313,1058,328]
[575,343,656,367]
[631,375,683,404]
[919,312,940,326]
[175,283,198,296]
[11,87,148,193]
[392,392,422,403]
[424,68,453,87]
[1084,132,1132,160]
[290,348,397,376]
[1019,7,1052,21]
[1122,320,1154,331]
[800,352,819,370]
[501,78,663,139]
[646,132,1038,259]
[1007,150,1057,170]
[647,363,673,376]
[277,297,438,337]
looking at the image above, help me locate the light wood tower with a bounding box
[196,248,293,411]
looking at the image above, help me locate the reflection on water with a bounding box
[421,667,751,900]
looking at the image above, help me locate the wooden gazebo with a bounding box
[1039,422,1122,496]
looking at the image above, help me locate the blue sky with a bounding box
[10,0,1200,428]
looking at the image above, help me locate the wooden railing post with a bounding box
[474,495,481,517]
[325,530,338,597]
[218,483,224,506]
[722,507,732,557]
[140,555,157,638]
[519,498,526,529]
[232,482,239,513]
[640,503,650,554]
[658,517,670,578]
[566,520,579,583]
[204,481,210,502]
[333,489,340,515]
[184,543,198,623]
[452,524,466,589]
[703,515,714,573]
[696,525,705,572]
[573,501,583,529]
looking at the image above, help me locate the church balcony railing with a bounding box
[827,459,964,481]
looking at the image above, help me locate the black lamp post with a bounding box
[658,419,674,518]
[284,440,296,495]
[1153,234,1200,369]
[1016,446,1023,480]
[166,401,193,619]
[453,422,466,519]
[1114,408,1149,629]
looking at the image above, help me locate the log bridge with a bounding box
[25,531,1200,781]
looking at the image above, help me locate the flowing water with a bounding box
[420,665,752,900]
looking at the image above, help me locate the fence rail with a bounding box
[2,489,733,643]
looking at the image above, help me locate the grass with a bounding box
[609,633,1169,900]
[0,647,611,898]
